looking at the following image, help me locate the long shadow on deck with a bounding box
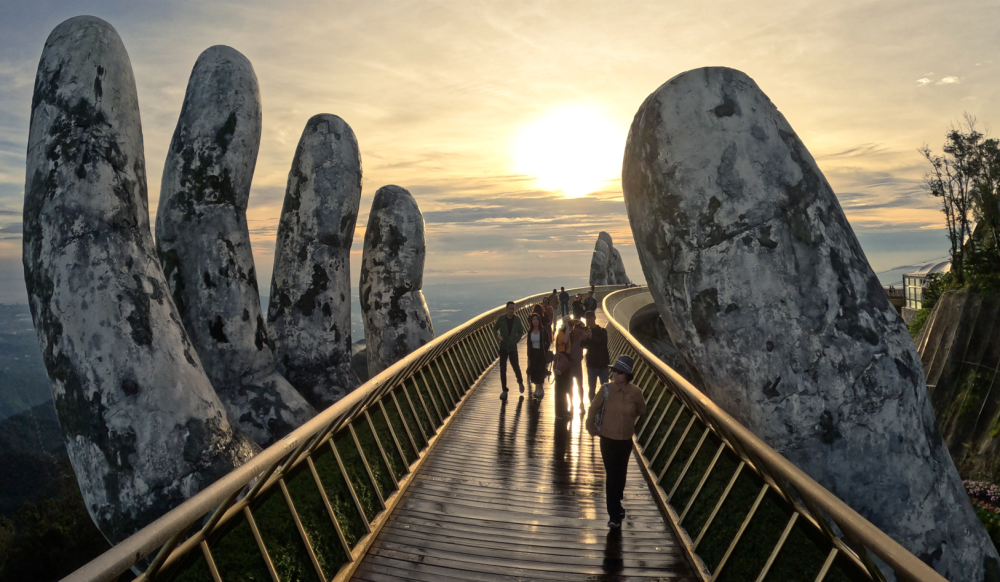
[353,311,696,581]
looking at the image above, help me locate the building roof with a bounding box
[906,260,952,277]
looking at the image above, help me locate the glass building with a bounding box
[903,260,951,310]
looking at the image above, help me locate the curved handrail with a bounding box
[63,284,626,582]
[603,287,946,582]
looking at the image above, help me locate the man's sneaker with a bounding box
[518,382,525,393]
[500,391,508,401]
[619,509,626,520]
[608,519,621,529]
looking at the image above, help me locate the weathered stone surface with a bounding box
[359,185,434,377]
[609,248,630,285]
[156,46,315,446]
[622,67,997,580]
[267,114,361,409]
[590,239,609,286]
[589,232,629,286]
[23,17,258,544]
[597,231,613,251]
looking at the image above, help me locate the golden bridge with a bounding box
[63,287,945,582]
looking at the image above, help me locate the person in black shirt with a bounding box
[572,294,585,319]
[559,287,570,317]
[583,310,610,401]
[583,290,598,313]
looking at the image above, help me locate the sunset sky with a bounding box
[1,0,996,304]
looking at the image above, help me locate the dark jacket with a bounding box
[583,296,598,312]
[559,291,569,304]
[584,325,609,368]
[492,314,525,352]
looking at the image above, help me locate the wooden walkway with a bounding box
[352,310,697,581]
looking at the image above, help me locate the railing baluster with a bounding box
[667,427,711,501]
[646,405,686,470]
[431,359,459,406]
[441,355,464,401]
[389,391,423,455]
[441,357,463,403]
[475,328,494,368]
[407,377,439,432]
[278,478,326,582]
[754,512,799,582]
[413,368,446,429]
[694,461,745,549]
[347,423,387,509]
[656,415,700,486]
[467,329,485,369]
[364,410,400,488]
[243,506,281,582]
[200,541,223,582]
[141,527,188,581]
[814,548,839,582]
[454,343,476,384]
[638,388,671,442]
[641,390,674,449]
[398,384,431,444]
[376,400,410,475]
[306,456,353,561]
[447,349,472,389]
[710,483,770,581]
[680,442,727,524]
[328,439,371,532]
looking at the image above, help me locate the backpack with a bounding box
[594,383,611,432]
[553,352,571,375]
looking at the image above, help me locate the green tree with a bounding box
[922,115,1000,285]
[921,118,979,285]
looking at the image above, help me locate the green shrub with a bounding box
[975,506,1000,553]
[909,309,931,338]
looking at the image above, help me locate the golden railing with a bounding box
[61,285,624,582]
[603,287,947,582]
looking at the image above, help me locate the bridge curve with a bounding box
[63,287,947,582]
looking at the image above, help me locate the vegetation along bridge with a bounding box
[64,287,947,582]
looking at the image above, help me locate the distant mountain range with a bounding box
[0,304,49,423]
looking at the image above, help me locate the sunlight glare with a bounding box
[513,106,627,198]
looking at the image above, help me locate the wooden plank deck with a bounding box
[352,310,697,581]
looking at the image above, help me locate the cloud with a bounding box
[916,78,931,86]
[816,143,887,159]
[936,76,960,85]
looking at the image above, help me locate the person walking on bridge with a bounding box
[569,319,587,394]
[559,287,570,317]
[583,310,609,401]
[586,355,646,529]
[492,301,525,401]
[583,289,598,314]
[525,313,551,399]
[547,289,560,315]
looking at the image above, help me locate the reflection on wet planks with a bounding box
[352,309,697,581]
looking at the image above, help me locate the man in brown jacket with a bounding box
[586,355,647,528]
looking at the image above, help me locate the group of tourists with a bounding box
[491,287,646,529]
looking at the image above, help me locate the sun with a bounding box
[512,105,627,198]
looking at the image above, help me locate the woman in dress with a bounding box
[525,313,551,398]
[586,355,647,529]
